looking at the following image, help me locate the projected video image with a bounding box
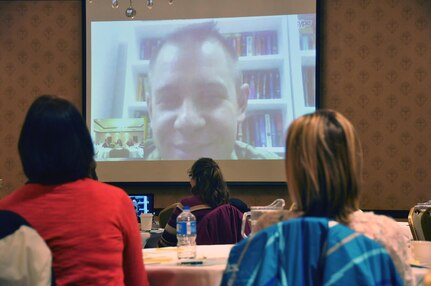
[90,15,316,161]
[129,195,154,222]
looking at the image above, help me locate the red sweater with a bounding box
[0,178,149,286]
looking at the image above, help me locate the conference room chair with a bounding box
[196,204,249,245]
[229,198,250,213]
[158,202,179,229]
[408,201,431,241]
[221,217,402,286]
[0,210,55,286]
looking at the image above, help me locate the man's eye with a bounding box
[156,96,181,110]
[199,92,225,107]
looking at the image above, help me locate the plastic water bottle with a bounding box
[176,206,197,259]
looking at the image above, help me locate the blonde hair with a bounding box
[285,110,362,224]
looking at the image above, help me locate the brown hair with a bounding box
[285,110,362,224]
[189,157,230,208]
[19,95,95,184]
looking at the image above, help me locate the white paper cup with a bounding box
[410,240,431,265]
[140,213,153,231]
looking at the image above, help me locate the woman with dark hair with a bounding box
[0,95,149,285]
[158,157,230,247]
[254,110,413,285]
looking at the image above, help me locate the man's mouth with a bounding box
[174,142,211,152]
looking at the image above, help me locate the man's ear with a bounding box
[237,83,249,122]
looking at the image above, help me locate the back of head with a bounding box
[189,157,230,208]
[285,110,362,223]
[19,95,95,185]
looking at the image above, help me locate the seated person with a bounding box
[0,210,54,285]
[158,157,230,247]
[102,137,111,148]
[125,137,136,147]
[115,138,123,147]
[254,110,414,286]
[0,95,149,285]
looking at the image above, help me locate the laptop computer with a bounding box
[128,194,154,223]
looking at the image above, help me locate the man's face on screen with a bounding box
[148,39,247,160]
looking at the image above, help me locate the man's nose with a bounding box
[174,99,205,131]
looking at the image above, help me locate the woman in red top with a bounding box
[0,95,149,286]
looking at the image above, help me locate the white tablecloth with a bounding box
[95,146,144,159]
[143,244,233,286]
[142,243,429,286]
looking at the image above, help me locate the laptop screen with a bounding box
[129,194,154,222]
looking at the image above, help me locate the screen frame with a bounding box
[82,0,321,184]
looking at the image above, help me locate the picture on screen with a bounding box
[90,15,316,162]
[129,194,154,222]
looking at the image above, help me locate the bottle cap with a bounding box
[183,206,190,211]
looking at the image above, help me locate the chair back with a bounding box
[0,210,55,286]
[221,217,402,286]
[196,204,248,245]
[408,201,431,241]
[158,202,179,229]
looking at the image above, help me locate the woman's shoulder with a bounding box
[179,195,203,207]
[78,178,120,190]
[75,179,130,200]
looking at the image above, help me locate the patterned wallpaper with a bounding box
[0,1,82,193]
[321,0,431,209]
[0,0,430,210]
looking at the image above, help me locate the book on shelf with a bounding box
[274,71,281,98]
[257,115,265,147]
[256,73,262,99]
[270,114,277,148]
[243,69,281,99]
[302,66,316,107]
[298,14,316,50]
[264,113,273,148]
[273,112,283,147]
[224,30,278,57]
[242,111,283,148]
[246,33,254,57]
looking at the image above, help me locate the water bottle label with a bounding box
[188,221,196,235]
[177,221,196,235]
